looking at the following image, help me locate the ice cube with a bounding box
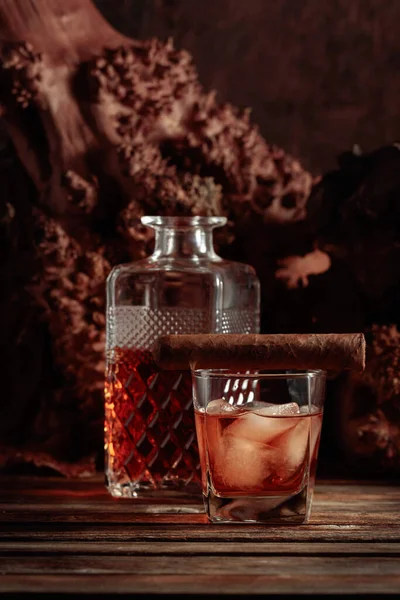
[275,417,310,476]
[228,409,311,481]
[254,402,300,416]
[206,398,243,415]
[227,409,300,444]
[212,434,280,491]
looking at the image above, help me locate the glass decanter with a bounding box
[104,216,260,500]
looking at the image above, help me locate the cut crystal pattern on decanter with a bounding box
[105,347,197,492]
[218,308,259,335]
[107,306,211,350]
[105,306,211,496]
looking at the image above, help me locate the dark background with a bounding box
[94,0,400,175]
[0,0,397,480]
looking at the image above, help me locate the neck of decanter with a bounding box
[152,226,217,259]
[141,216,226,260]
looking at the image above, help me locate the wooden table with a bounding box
[1,475,400,597]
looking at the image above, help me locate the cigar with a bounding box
[152,333,366,372]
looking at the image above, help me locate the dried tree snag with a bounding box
[0,0,314,475]
[153,333,366,372]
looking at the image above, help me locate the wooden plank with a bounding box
[1,486,399,524]
[0,541,399,556]
[1,554,400,576]
[1,492,399,511]
[1,484,399,518]
[1,511,399,526]
[0,510,208,523]
[0,569,400,595]
[0,572,399,596]
[1,524,400,542]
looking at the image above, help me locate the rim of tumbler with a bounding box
[141,216,227,229]
[192,369,325,380]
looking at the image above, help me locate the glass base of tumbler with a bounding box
[204,486,313,524]
[106,481,204,514]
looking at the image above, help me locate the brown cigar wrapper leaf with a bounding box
[152,333,366,372]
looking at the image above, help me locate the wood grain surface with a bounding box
[0,476,400,596]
